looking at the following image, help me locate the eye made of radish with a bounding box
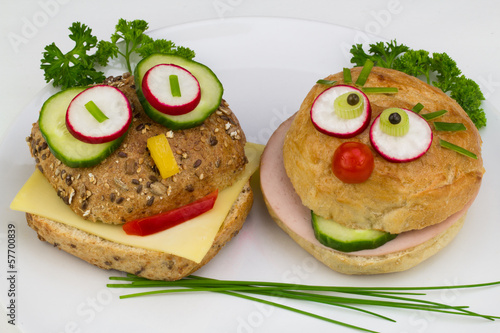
[65,85,132,144]
[142,64,201,116]
[370,108,433,163]
[310,85,371,138]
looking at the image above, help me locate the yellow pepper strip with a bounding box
[147,133,180,179]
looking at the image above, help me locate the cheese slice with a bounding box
[11,143,263,263]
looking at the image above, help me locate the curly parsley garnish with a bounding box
[350,40,486,129]
[41,22,105,90]
[41,19,195,90]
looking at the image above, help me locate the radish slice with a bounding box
[66,85,132,144]
[310,85,371,138]
[142,64,201,115]
[370,108,433,162]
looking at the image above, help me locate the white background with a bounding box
[1,1,500,333]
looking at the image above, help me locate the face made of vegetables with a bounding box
[38,54,226,237]
[310,84,433,184]
[305,74,481,253]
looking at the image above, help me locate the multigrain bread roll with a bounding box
[260,66,485,274]
[28,75,247,225]
[16,73,258,281]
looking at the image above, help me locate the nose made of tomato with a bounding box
[332,142,374,184]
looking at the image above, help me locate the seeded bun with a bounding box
[28,75,247,225]
[283,67,484,234]
[26,181,253,281]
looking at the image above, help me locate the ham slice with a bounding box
[260,116,475,257]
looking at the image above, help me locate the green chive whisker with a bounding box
[358,292,496,321]
[219,291,380,333]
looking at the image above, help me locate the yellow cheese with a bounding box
[11,143,263,263]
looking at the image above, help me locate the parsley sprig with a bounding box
[95,19,195,74]
[41,19,195,90]
[350,40,486,129]
[350,40,409,69]
[94,19,152,73]
[41,22,105,90]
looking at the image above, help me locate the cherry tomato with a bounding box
[123,190,218,236]
[332,142,374,183]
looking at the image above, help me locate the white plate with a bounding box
[1,17,500,333]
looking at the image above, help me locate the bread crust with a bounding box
[263,194,466,274]
[28,74,247,224]
[26,182,253,281]
[283,67,484,234]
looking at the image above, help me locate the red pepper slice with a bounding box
[123,190,218,236]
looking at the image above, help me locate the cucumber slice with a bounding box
[39,87,126,168]
[311,212,397,252]
[135,54,223,130]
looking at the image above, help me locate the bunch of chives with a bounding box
[108,275,500,333]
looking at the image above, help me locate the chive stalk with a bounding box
[361,87,398,94]
[343,68,352,83]
[219,291,379,333]
[434,122,467,131]
[355,59,374,86]
[421,109,448,120]
[439,139,478,159]
[84,100,109,123]
[316,79,337,86]
[412,103,424,114]
[169,74,181,97]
